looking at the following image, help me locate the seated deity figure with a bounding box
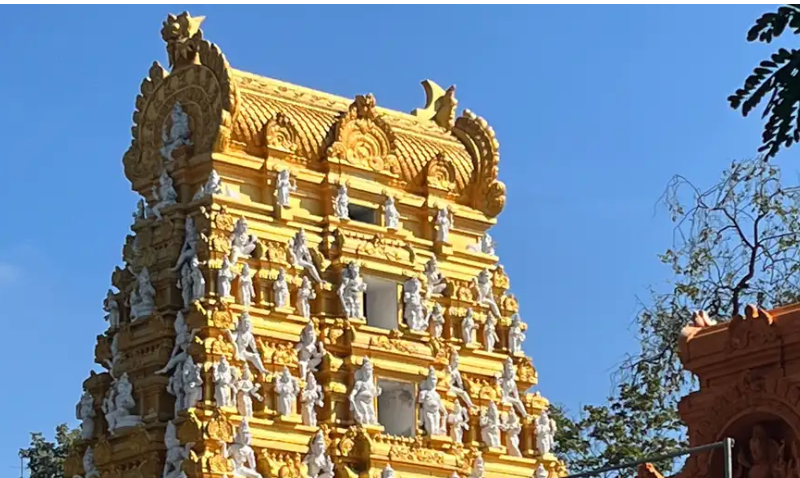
[535,410,557,456]
[461,308,476,346]
[81,447,100,478]
[289,229,324,283]
[424,257,447,298]
[274,268,290,308]
[227,312,267,375]
[502,411,523,457]
[499,358,528,418]
[470,456,485,478]
[474,269,501,318]
[467,233,497,256]
[275,367,300,416]
[233,366,263,418]
[333,184,349,219]
[130,267,156,321]
[508,314,526,355]
[172,217,199,272]
[160,102,193,162]
[217,256,236,298]
[304,430,334,478]
[447,400,470,443]
[239,263,256,308]
[295,322,326,379]
[76,391,95,440]
[180,355,203,410]
[178,256,205,307]
[434,207,452,243]
[479,402,501,448]
[213,356,235,408]
[301,372,324,427]
[296,276,316,319]
[338,262,367,319]
[275,169,297,208]
[483,315,499,353]
[102,373,142,433]
[229,217,258,264]
[150,170,178,221]
[192,169,223,200]
[448,351,475,409]
[429,303,445,339]
[163,420,193,478]
[403,277,427,331]
[349,358,381,425]
[384,196,400,229]
[156,311,200,375]
[103,289,120,330]
[220,419,263,478]
[418,367,447,436]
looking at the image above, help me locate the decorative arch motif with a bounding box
[264,112,300,154]
[453,109,506,217]
[425,152,457,192]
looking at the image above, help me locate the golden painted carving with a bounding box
[425,152,457,192]
[454,109,506,217]
[445,279,474,302]
[265,113,299,153]
[206,332,235,356]
[211,302,235,329]
[95,437,113,466]
[412,80,457,130]
[179,410,204,443]
[493,265,510,290]
[324,319,354,346]
[255,240,289,263]
[206,410,234,442]
[369,330,425,355]
[387,438,445,465]
[501,293,520,315]
[517,357,538,383]
[355,234,413,263]
[161,12,205,70]
[258,339,298,366]
[430,338,451,365]
[261,451,305,478]
[208,449,233,474]
[64,449,83,477]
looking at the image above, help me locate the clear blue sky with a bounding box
[0,4,785,475]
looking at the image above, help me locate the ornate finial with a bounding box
[161,12,206,70]
[412,80,457,130]
[352,94,378,119]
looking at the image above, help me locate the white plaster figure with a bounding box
[333,184,349,219]
[508,314,526,355]
[151,170,178,221]
[233,366,263,418]
[296,322,325,379]
[301,372,323,427]
[470,456,485,478]
[239,263,256,308]
[297,276,316,319]
[434,207,452,243]
[220,419,263,478]
[474,269,501,318]
[447,400,470,443]
[104,333,121,372]
[103,290,120,331]
[480,402,502,448]
[227,312,267,375]
[274,268,289,308]
[81,447,100,478]
[192,169,223,200]
[447,351,475,409]
[535,410,557,456]
[161,102,193,162]
[418,367,447,436]
[403,277,427,331]
[180,355,203,410]
[381,464,396,478]
[102,373,142,433]
[304,430,334,478]
[289,229,324,283]
[229,217,258,264]
[172,217,199,272]
[167,370,184,415]
[429,303,445,339]
[424,257,447,298]
[130,267,156,321]
[163,420,192,478]
[217,256,236,298]
[691,309,718,327]
[461,308,476,346]
[338,261,366,319]
[384,196,400,230]
[275,367,300,416]
[275,169,297,208]
[76,391,95,440]
[467,233,496,256]
[213,356,235,408]
[349,358,381,425]
[156,311,200,376]
[133,199,146,222]
[178,256,205,308]
[534,465,549,478]
[502,411,523,457]
[499,358,528,418]
[483,315,499,353]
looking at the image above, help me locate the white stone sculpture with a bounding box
[424,257,447,298]
[333,184,349,219]
[480,402,501,448]
[180,355,203,410]
[275,367,300,416]
[296,322,325,379]
[381,464,396,478]
[228,312,267,375]
[274,268,290,308]
[502,412,523,457]
[76,391,95,440]
[429,303,445,339]
[161,102,193,162]
[474,269,501,318]
[220,419,263,478]
[301,372,323,427]
[508,314,526,355]
[447,400,470,443]
[163,421,193,478]
[103,290,120,330]
[384,196,400,229]
[304,430,334,478]
[102,373,142,433]
[338,262,366,319]
[434,207,452,243]
[461,308,476,345]
[350,358,381,425]
[176,256,205,308]
[499,358,528,418]
[173,217,199,272]
[447,351,474,408]
[151,170,178,221]
[535,410,557,456]
[104,334,121,372]
[483,315,499,353]
[167,366,185,416]
[468,233,496,255]
[418,367,447,436]
[213,356,235,408]
[130,267,156,321]
[534,465,549,478]
[297,276,316,319]
[192,169,224,200]
[234,366,263,418]
[239,263,256,308]
[217,256,236,298]
[470,456,485,478]
[275,169,297,208]
[156,311,199,376]
[403,277,427,331]
[289,229,324,283]
[133,199,147,222]
[229,217,258,264]
[81,447,100,478]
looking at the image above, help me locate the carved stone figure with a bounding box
[275,169,297,208]
[297,276,316,319]
[467,233,496,255]
[213,356,235,408]
[384,196,400,229]
[461,308,476,346]
[156,311,199,376]
[448,351,474,408]
[274,268,289,308]
[102,373,142,433]
[350,358,381,425]
[178,256,205,307]
[234,366,263,418]
[192,169,223,200]
[228,312,267,375]
[338,262,366,319]
[104,333,121,372]
[470,456,485,478]
[381,464,396,478]
[429,303,445,339]
[103,290,120,330]
[508,314,526,355]
[333,184,349,219]
[435,207,452,243]
[163,420,192,478]
[172,217,199,272]
[239,263,256,308]
[130,267,156,320]
[304,430,334,478]
[474,269,500,318]
[535,410,557,456]
[160,102,193,162]
[483,315,499,353]
[217,256,236,298]
[447,400,469,443]
[534,465,549,478]
[180,355,203,410]
[220,419,263,478]
[301,372,324,427]
[403,277,427,331]
[418,367,447,436]
[296,322,325,379]
[229,217,258,264]
[735,423,787,478]
[167,364,185,416]
[503,412,523,457]
[76,391,95,440]
[133,199,147,222]
[275,367,300,416]
[81,447,100,478]
[424,257,447,298]
[289,229,324,283]
[499,358,528,418]
[480,402,501,448]
[150,169,178,221]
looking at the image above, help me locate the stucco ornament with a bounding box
[333,183,349,219]
[434,207,452,243]
[429,303,445,339]
[275,169,297,208]
[151,169,178,221]
[103,290,120,331]
[193,169,224,200]
[483,315,499,353]
[172,217,199,272]
[220,419,263,478]
[418,366,447,436]
[76,391,96,440]
[467,233,496,255]
[229,217,258,264]
[160,102,193,162]
[297,276,316,319]
[217,256,236,298]
[296,322,325,379]
[81,447,100,478]
[474,269,500,318]
[447,400,469,443]
[499,358,528,418]
[502,412,523,457]
[274,268,290,308]
[338,262,366,319]
[479,402,501,448]
[304,430,334,478]
[213,356,235,408]
[275,366,300,416]
[384,196,400,229]
[424,257,447,298]
[228,312,267,375]
[234,366,263,418]
[102,373,142,433]
[163,420,192,478]
[508,314,526,355]
[301,372,323,426]
[448,351,474,408]
[130,267,156,321]
[239,263,256,308]
[535,409,557,456]
[403,277,428,331]
[350,358,381,425]
[461,308,476,346]
[178,255,205,307]
[289,229,324,283]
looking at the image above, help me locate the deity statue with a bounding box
[133,199,147,221]
[735,423,788,478]
[103,289,120,331]
[275,367,300,416]
[156,311,200,376]
[418,367,447,436]
[180,355,203,410]
[333,184,349,219]
[227,312,267,375]
[229,217,258,264]
[384,196,400,229]
[130,267,156,321]
[534,465,549,478]
[289,229,324,283]
[434,207,452,243]
[502,412,523,457]
[429,303,445,339]
[76,391,95,440]
[424,257,447,298]
[301,372,324,427]
[150,169,178,221]
[220,419,263,478]
[480,402,501,448]
[304,430,334,478]
[81,447,100,478]
[296,322,326,379]
[474,269,500,318]
[233,366,263,418]
[535,410,557,456]
[448,351,475,408]
[338,262,366,319]
[274,268,290,308]
[163,420,193,478]
[483,315,499,353]
[508,314,526,355]
[104,333,121,372]
[403,277,427,331]
[467,233,496,255]
[192,169,224,200]
[167,365,185,416]
[297,276,316,319]
[499,358,528,418]
[213,356,235,408]
[461,308,476,346]
[350,358,381,425]
[217,256,236,298]
[447,400,470,443]
[160,102,193,162]
[275,169,297,208]
[470,456,485,478]
[239,263,256,308]
[172,217,199,272]
[178,256,205,308]
[102,373,142,433]
[381,464,396,478]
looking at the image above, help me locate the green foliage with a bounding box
[19,424,80,478]
[554,158,800,477]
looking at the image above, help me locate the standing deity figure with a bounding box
[418,367,447,436]
[275,169,297,208]
[239,263,256,308]
[104,334,121,372]
[229,217,258,264]
[167,369,184,415]
[483,315,499,353]
[503,412,523,457]
[534,465,549,478]
[275,367,300,416]
[217,256,236,298]
[447,400,470,443]
[429,303,445,339]
[470,456,485,478]
[180,355,203,410]
[81,447,100,478]
[150,170,178,221]
[233,366,263,418]
[350,358,381,425]
[156,312,200,375]
[178,256,205,308]
[338,262,366,319]
[535,410,557,456]
[133,199,147,221]
[289,229,324,283]
[160,102,193,162]
[102,373,142,433]
[103,290,120,330]
[130,267,156,321]
[735,423,788,478]
[297,276,316,319]
[403,277,427,331]
[163,420,193,478]
[474,269,501,318]
[296,322,326,379]
[301,372,324,427]
[193,169,224,200]
[508,314,526,355]
[304,430,334,478]
[220,419,263,478]
[461,308,476,345]
[274,268,290,308]
[435,207,452,243]
[468,233,497,255]
[213,356,235,408]
[384,196,400,229]
[227,312,267,375]
[76,391,96,440]
[333,184,349,219]
[448,351,475,408]
[480,402,502,448]
[424,257,447,298]
[499,358,528,418]
[172,217,199,272]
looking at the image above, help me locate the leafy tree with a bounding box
[554,158,800,477]
[19,424,80,478]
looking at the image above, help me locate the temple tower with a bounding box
[66,12,564,478]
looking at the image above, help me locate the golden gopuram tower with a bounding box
[65,12,565,478]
